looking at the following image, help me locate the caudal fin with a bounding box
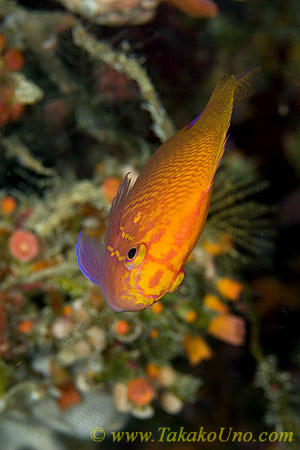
[235,67,262,104]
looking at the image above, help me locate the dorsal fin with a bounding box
[105,173,133,243]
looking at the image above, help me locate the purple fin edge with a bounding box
[76,231,104,287]
[186,112,203,130]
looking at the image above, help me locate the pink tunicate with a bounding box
[8,229,39,262]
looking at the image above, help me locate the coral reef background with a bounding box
[0,0,300,449]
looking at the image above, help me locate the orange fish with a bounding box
[163,0,219,19]
[77,71,256,311]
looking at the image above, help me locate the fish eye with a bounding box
[125,243,147,270]
[127,247,137,260]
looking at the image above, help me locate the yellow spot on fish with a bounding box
[115,250,124,261]
[107,245,124,261]
[133,212,141,223]
[120,225,134,241]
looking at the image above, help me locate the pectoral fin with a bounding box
[76,232,105,287]
[168,268,186,294]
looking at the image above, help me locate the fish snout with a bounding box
[120,290,155,311]
[105,289,155,312]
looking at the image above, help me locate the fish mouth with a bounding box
[104,288,160,312]
[120,290,155,312]
[105,288,158,312]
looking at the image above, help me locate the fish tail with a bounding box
[181,70,259,189]
[205,69,260,184]
[188,74,236,184]
[234,67,261,104]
